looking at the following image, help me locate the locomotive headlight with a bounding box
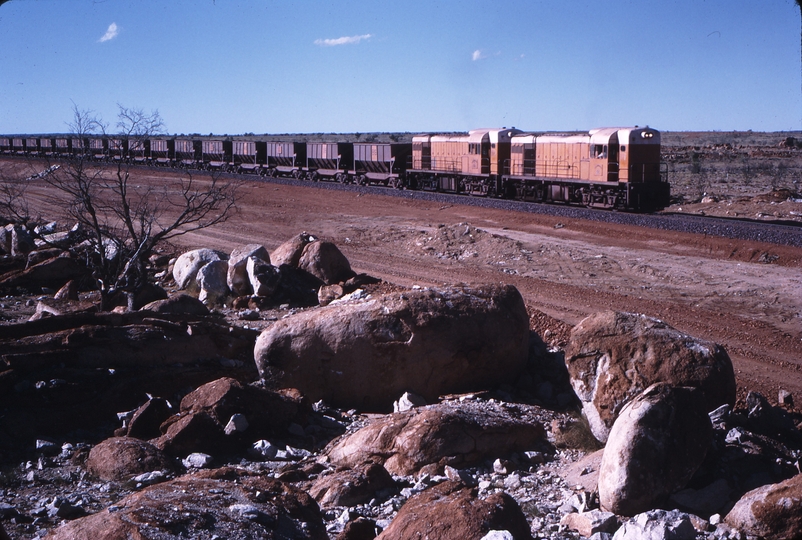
[641,131,654,139]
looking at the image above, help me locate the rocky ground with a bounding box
[1,132,802,540]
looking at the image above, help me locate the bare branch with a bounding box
[41,103,239,310]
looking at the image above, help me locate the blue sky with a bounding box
[1,0,800,135]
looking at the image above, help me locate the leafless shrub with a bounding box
[40,103,240,310]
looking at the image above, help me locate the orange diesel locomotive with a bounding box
[408,126,668,210]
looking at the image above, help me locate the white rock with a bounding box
[223,413,249,435]
[182,453,214,469]
[480,531,514,540]
[197,259,230,305]
[228,244,270,296]
[249,440,279,460]
[173,248,226,291]
[393,391,427,412]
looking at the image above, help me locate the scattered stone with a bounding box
[182,452,214,469]
[560,509,619,537]
[224,413,250,435]
[598,383,713,516]
[612,509,697,540]
[481,532,515,540]
[564,311,736,444]
[393,391,427,412]
[45,468,328,540]
[318,283,345,306]
[249,439,280,460]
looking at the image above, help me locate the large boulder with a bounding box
[45,468,328,540]
[10,224,35,256]
[0,225,10,254]
[255,284,529,411]
[153,377,304,457]
[242,259,323,307]
[177,377,303,435]
[85,437,175,482]
[248,257,280,297]
[298,241,355,285]
[375,481,533,540]
[228,244,270,296]
[197,259,230,305]
[324,400,548,476]
[172,248,226,291]
[271,232,317,267]
[724,473,802,540]
[564,311,735,443]
[598,383,713,516]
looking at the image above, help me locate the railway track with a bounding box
[5,157,801,248]
[243,171,802,248]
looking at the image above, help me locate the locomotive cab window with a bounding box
[593,144,607,159]
[621,146,626,152]
[469,143,480,155]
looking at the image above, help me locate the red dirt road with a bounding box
[14,162,802,407]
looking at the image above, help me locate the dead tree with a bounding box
[43,103,240,310]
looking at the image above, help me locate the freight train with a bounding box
[0,126,670,211]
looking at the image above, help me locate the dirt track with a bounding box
[12,162,802,407]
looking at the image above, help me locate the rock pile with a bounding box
[172,232,367,310]
[1,230,801,540]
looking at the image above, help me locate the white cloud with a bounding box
[472,49,487,61]
[314,34,372,47]
[99,22,118,43]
